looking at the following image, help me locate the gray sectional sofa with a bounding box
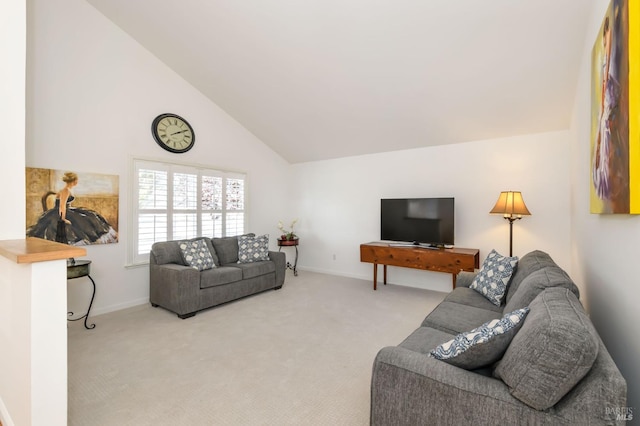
[150,235,286,318]
[371,250,627,425]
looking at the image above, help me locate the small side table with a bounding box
[277,238,299,276]
[67,259,96,330]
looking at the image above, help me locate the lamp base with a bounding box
[504,216,521,257]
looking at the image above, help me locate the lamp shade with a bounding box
[490,191,531,217]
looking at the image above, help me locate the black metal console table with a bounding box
[67,259,96,330]
[277,238,299,276]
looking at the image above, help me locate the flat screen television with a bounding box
[380,197,455,247]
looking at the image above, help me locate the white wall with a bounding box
[0,0,27,423]
[291,131,572,293]
[26,0,291,315]
[569,0,640,414]
[1,0,26,238]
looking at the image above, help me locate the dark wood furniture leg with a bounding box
[373,263,378,290]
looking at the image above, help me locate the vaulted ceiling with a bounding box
[85,0,594,163]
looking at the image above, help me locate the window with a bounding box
[132,159,246,264]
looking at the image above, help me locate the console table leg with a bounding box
[383,265,387,285]
[279,242,299,276]
[84,274,97,329]
[452,273,457,289]
[67,274,96,330]
[373,263,378,290]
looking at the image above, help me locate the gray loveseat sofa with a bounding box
[150,235,286,319]
[371,250,627,425]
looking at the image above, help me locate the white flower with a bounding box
[277,219,298,239]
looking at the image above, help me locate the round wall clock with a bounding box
[151,113,195,153]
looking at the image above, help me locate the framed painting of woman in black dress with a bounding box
[26,168,119,246]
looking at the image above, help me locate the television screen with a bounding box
[380,198,455,246]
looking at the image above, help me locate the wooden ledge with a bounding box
[0,237,86,264]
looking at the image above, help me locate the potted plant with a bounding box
[277,219,298,241]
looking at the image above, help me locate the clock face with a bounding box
[152,113,195,153]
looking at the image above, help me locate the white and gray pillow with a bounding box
[430,307,530,369]
[237,234,270,263]
[470,249,518,306]
[179,238,216,271]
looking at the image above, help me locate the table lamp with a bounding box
[490,191,531,256]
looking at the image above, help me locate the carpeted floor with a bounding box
[68,271,445,425]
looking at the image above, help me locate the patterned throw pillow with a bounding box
[179,238,216,271]
[470,249,518,306]
[237,234,270,263]
[430,307,530,369]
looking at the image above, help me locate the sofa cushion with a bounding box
[505,250,557,305]
[399,327,456,355]
[443,288,503,313]
[211,234,254,265]
[232,260,276,279]
[430,307,529,369]
[200,266,244,289]
[151,240,186,265]
[179,238,216,271]
[504,266,580,313]
[237,234,270,263]
[470,249,518,306]
[211,236,239,265]
[494,288,599,410]
[421,302,501,335]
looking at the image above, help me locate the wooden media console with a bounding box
[360,242,479,290]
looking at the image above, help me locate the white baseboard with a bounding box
[90,297,149,317]
[85,266,448,318]
[295,266,370,281]
[296,266,449,293]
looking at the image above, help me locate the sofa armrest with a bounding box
[268,251,286,286]
[149,263,201,316]
[455,270,478,288]
[371,346,566,425]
